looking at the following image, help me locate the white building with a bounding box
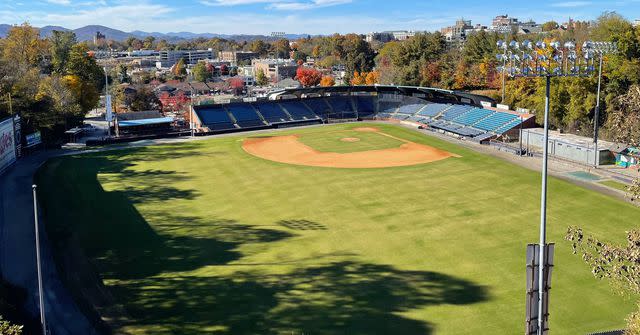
[157,49,215,68]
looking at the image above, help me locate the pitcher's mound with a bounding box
[243,129,460,169]
[341,137,361,142]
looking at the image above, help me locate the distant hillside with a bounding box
[0,23,314,42]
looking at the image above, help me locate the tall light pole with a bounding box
[584,41,617,168]
[499,39,597,335]
[32,185,47,335]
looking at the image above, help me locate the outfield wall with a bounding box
[0,117,17,175]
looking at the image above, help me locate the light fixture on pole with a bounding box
[498,39,597,335]
[582,41,617,168]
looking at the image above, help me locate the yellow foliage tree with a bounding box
[320,76,335,87]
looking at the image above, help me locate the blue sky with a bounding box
[1,0,639,35]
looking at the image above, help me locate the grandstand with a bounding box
[192,86,534,142]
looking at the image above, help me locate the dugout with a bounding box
[114,111,174,137]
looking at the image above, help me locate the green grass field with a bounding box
[599,180,630,192]
[36,123,640,335]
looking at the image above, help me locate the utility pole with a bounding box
[32,185,47,335]
[104,67,111,137]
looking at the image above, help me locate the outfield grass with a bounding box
[36,123,640,335]
[599,180,630,192]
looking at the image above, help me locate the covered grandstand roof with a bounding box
[118,117,174,127]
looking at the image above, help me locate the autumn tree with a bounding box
[0,315,22,335]
[2,23,48,71]
[542,21,559,31]
[320,76,335,87]
[228,77,245,95]
[256,69,269,86]
[365,71,379,85]
[143,36,156,50]
[295,67,322,87]
[350,71,366,86]
[173,58,187,79]
[65,43,104,113]
[129,86,162,111]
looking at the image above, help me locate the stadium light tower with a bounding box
[583,41,617,168]
[498,39,598,335]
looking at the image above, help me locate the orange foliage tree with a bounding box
[350,71,366,85]
[296,67,322,87]
[320,76,335,87]
[365,71,379,85]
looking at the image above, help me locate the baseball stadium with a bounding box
[33,86,640,334]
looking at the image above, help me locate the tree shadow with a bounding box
[38,145,490,335]
[111,261,489,335]
[279,219,328,231]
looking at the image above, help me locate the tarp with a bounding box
[118,117,174,127]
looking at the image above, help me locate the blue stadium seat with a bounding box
[326,96,356,118]
[303,98,332,119]
[355,96,376,118]
[195,106,236,131]
[474,112,519,132]
[253,103,292,124]
[378,101,401,114]
[227,104,265,128]
[440,105,475,121]
[396,104,428,115]
[453,108,493,126]
[279,101,318,120]
[418,103,452,117]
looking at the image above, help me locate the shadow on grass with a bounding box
[37,144,490,335]
[112,261,489,334]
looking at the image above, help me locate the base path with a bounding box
[243,128,459,169]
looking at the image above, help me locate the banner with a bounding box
[0,117,16,174]
[25,131,42,148]
[106,95,113,122]
[13,115,22,158]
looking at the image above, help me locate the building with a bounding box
[94,31,106,45]
[252,59,298,83]
[441,19,474,42]
[365,32,395,43]
[271,32,286,38]
[157,49,214,68]
[114,110,174,136]
[391,31,416,41]
[522,128,616,166]
[634,19,640,27]
[218,51,259,64]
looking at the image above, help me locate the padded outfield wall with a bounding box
[0,117,17,175]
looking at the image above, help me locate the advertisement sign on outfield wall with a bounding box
[0,117,17,174]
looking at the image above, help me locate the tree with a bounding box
[249,39,269,56]
[365,71,379,85]
[49,30,77,74]
[0,316,22,335]
[272,39,291,59]
[542,21,559,32]
[228,77,245,95]
[2,23,48,71]
[129,86,162,111]
[143,36,156,50]
[566,227,640,333]
[256,69,269,86]
[320,76,335,87]
[65,44,103,113]
[295,67,322,87]
[173,58,187,78]
[192,61,209,82]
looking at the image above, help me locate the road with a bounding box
[0,151,98,335]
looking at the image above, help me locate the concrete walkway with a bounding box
[0,151,98,335]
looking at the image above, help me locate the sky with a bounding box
[0,0,639,35]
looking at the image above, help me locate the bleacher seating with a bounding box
[418,103,451,118]
[474,112,519,132]
[227,104,265,128]
[304,98,332,119]
[195,106,236,131]
[453,108,493,126]
[355,96,376,118]
[396,104,428,115]
[441,105,475,121]
[253,103,292,123]
[279,101,318,120]
[326,96,356,118]
[378,101,401,114]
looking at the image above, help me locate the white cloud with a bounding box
[550,1,592,8]
[45,0,72,5]
[200,0,278,6]
[268,0,352,10]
